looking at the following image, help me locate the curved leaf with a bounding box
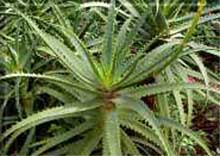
[104,110,122,156]
[121,83,220,99]
[158,117,212,156]
[1,100,102,150]
[114,96,175,156]
[32,121,94,156]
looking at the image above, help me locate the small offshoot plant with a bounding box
[0,0,219,155]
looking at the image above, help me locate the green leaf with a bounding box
[101,0,116,78]
[170,12,220,35]
[120,118,162,148]
[47,80,95,102]
[122,0,206,87]
[17,11,97,86]
[79,125,103,155]
[132,137,162,155]
[58,26,101,80]
[120,129,140,155]
[104,110,122,156]
[155,8,169,32]
[19,128,35,155]
[122,83,220,99]
[173,91,186,125]
[111,18,132,80]
[156,90,171,138]
[79,2,130,18]
[32,121,94,156]
[118,0,140,17]
[165,67,186,126]
[113,54,144,88]
[1,100,101,150]
[51,4,70,28]
[158,117,212,156]
[0,73,97,94]
[186,90,193,127]
[114,97,175,156]
[119,42,178,88]
[37,86,76,104]
[190,53,209,98]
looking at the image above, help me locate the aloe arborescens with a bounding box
[0,0,218,156]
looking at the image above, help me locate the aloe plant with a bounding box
[0,19,59,155]
[0,0,219,155]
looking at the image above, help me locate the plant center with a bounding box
[101,90,118,112]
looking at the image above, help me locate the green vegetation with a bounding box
[0,0,219,156]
